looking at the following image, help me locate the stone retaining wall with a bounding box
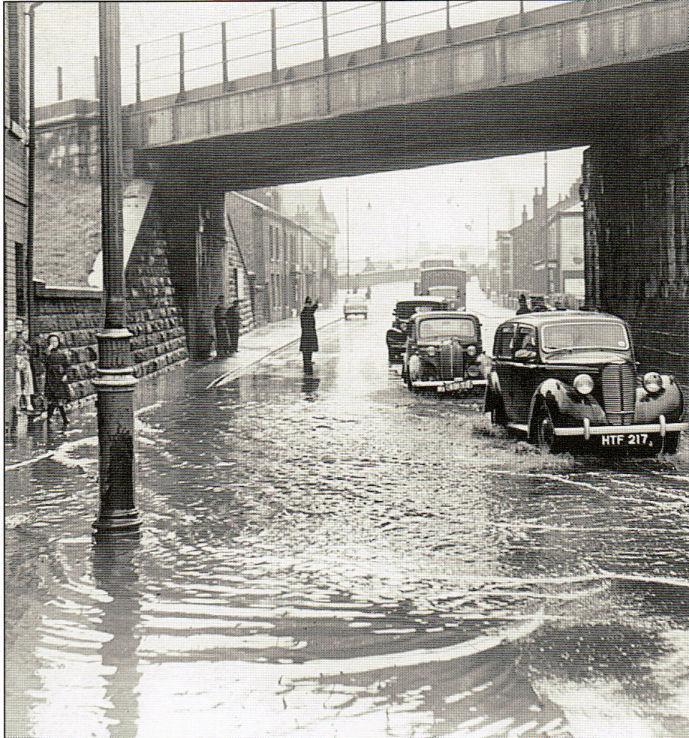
[33,197,188,402]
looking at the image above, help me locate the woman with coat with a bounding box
[299,297,319,373]
[213,295,231,358]
[44,333,71,425]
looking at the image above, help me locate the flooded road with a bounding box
[6,282,689,738]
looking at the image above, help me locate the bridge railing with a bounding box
[131,1,534,104]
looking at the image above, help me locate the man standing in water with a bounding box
[299,297,319,374]
[213,295,230,358]
[226,299,241,355]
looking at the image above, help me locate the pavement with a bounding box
[3,300,343,471]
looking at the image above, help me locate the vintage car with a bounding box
[343,294,368,320]
[401,311,486,393]
[386,296,448,363]
[484,311,688,453]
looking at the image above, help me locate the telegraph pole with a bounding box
[92,2,140,536]
[346,186,350,292]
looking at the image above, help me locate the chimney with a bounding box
[94,56,99,99]
[57,66,63,101]
[522,204,528,224]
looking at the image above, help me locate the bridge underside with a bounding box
[136,51,688,191]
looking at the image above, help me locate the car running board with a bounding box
[507,423,529,433]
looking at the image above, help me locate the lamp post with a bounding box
[92,2,140,536]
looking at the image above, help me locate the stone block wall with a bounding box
[125,222,188,377]
[32,195,189,403]
[582,95,689,386]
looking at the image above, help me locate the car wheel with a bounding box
[662,432,680,455]
[533,405,561,453]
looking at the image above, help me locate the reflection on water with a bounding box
[5,284,689,737]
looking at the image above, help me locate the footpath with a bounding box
[4,301,343,470]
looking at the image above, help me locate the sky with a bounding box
[33,1,584,269]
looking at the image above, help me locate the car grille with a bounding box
[601,363,636,425]
[439,342,464,380]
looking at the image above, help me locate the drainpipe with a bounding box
[26,2,43,345]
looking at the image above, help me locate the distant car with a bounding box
[343,294,368,320]
[484,311,688,453]
[386,297,448,363]
[401,311,486,394]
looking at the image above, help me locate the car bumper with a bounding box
[412,378,487,392]
[553,416,688,439]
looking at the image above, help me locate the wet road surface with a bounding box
[5,282,689,738]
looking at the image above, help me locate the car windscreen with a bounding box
[541,321,629,352]
[418,318,475,340]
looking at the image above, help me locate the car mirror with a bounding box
[514,348,537,361]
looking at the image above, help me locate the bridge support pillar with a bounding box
[582,95,689,385]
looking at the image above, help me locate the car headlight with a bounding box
[643,371,663,394]
[573,373,594,395]
[425,346,436,357]
[466,345,477,357]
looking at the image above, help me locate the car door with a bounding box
[510,325,541,424]
[493,323,517,419]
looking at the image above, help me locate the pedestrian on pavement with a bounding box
[299,296,319,374]
[15,325,35,413]
[226,299,241,355]
[44,333,71,426]
[365,286,372,300]
[31,333,47,413]
[516,293,530,315]
[213,294,230,358]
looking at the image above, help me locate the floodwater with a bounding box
[5,282,689,738]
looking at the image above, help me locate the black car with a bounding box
[401,311,486,394]
[484,311,688,454]
[386,297,448,363]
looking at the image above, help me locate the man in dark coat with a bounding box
[226,299,241,355]
[299,297,319,373]
[213,295,230,358]
[516,293,530,315]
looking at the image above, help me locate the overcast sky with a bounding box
[34,1,584,268]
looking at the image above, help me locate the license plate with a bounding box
[439,379,472,392]
[600,432,653,447]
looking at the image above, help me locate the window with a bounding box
[15,243,26,318]
[494,324,515,358]
[514,326,536,354]
[418,318,475,341]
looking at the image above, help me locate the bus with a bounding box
[415,267,467,309]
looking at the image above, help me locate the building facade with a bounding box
[4,2,28,428]
[225,191,335,328]
[496,180,583,307]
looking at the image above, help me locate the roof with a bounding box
[410,310,480,322]
[395,297,448,306]
[503,310,626,327]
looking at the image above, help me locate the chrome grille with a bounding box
[601,363,636,425]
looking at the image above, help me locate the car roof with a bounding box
[501,310,626,328]
[410,310,479,322]
[395,297,447,306]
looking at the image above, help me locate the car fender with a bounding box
[386,328,405,347]
[635,375,685,423]
[527,378,607,434]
